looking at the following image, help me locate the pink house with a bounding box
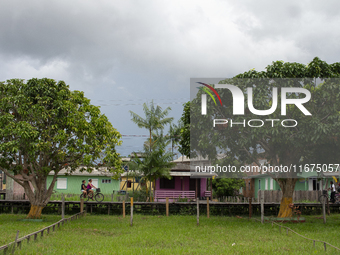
[155,156,214,201]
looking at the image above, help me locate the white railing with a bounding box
[155,190,196,199]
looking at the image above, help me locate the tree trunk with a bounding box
[27,204,44,219]
[23,174,57,219]
[145,178,148,200]
[149,180,152,202]
[277,178,297,218]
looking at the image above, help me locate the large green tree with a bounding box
[187,57,340,217]
[179,102,190,158]
[0,78,122,218]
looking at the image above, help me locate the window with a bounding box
[160,178,175,189]
[270,178,273,190]
[258,179,261,190]
[265,179,268,190]
[127,180,132,188]
[101,179,112,184]
[57,178,67,189]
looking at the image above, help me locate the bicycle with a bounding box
[318,190,329,204]
[318,190,340,204]
[80,188,104,202]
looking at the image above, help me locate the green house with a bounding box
[47,168,120,195]
[244,171,338,199]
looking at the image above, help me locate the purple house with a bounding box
[154,156,214,201]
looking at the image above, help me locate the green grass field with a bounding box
[0,214,63,245]
[1,214,339,254]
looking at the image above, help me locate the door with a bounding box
[189,178,201,198]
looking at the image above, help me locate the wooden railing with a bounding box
[155,190,196,199]
[204,191,211,197]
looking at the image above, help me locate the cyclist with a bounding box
[87,179,97,199]
[81,180,87,198]
[329,181,336,203]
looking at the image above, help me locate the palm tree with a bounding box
[131,131,175,200]
[129,101,174,199]
[130,101,173,152]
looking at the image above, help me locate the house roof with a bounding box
[120,170,144,177]
[243,171,340,179]
[172,154,227,163]
[172,155,210,163]
[169,172,217,177]
[49,167,116,177]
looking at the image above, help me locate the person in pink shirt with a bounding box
[86,179,97,199]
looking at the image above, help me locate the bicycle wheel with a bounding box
[95,193,104,202]
[80,194,89,202]
[318,194,328,204]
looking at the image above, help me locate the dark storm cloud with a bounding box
[1,0,340,155]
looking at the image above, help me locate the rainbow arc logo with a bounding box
[196,82,223,106]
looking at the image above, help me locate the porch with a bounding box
[155,176,212,202]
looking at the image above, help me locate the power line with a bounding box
[97,102,187,107]
[121,135,181,137]
[92,98,189,102]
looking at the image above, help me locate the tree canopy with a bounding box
[184,57,340,217]
[0,78,123,218]
[130,100,173,150]
[179,102,190,158]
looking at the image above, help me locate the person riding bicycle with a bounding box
[329,181,336,203]
[87,179,97,199]
[81,180,87,198]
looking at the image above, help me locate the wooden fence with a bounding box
[2,200,339,217]
[0,211,86,254]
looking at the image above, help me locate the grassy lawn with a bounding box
[0,214,63,246]
[1,214,339,254]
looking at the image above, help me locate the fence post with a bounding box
[130,197,133,227]
[260,191,264,224]
[166,197,169,217]
[207,197,209,218]
[322,196,326,224]
[61,194,65,219]
[326,196,330,216]
[123,201,125,218]
[249,197,252,219]
[11,230,19,254]
[197,198,199,226]
[80,199,84,213]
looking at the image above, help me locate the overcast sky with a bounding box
[1,0,340,156]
